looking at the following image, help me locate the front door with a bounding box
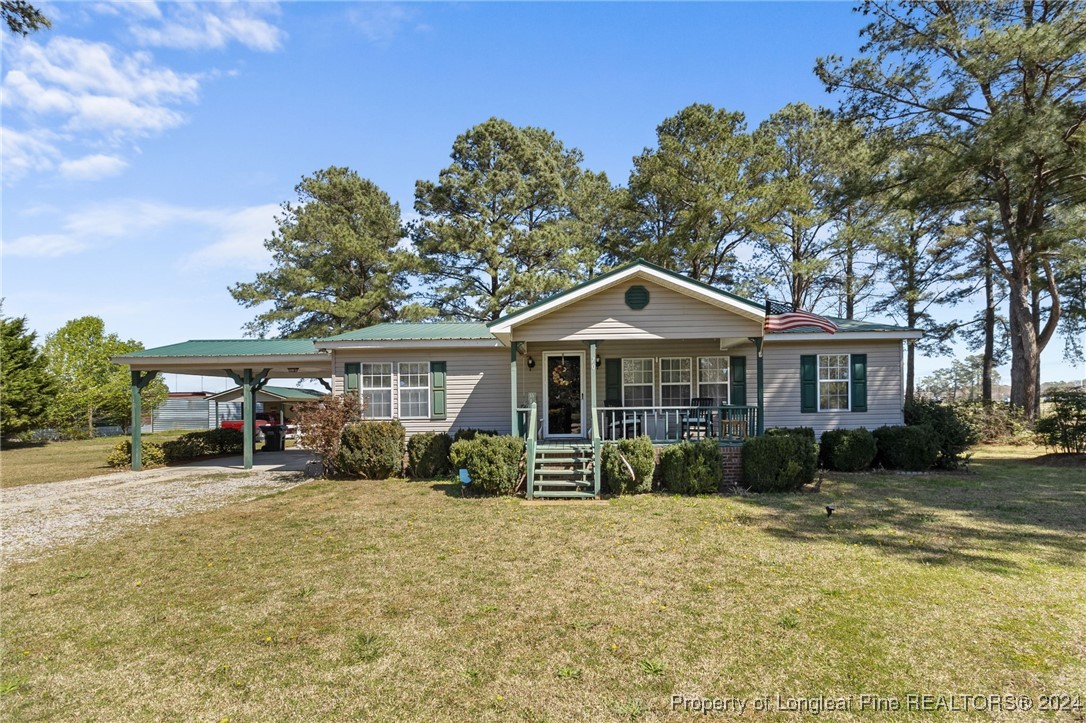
[543,352,585,438]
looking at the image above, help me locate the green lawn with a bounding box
[0,431,191,488]
[1,446,1083,720]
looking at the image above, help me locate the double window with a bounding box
[818,354,850,411]
[354,361,435,419]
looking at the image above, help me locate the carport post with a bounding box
[130,370,157,471]
[242,368,254,470]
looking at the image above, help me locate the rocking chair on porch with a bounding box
[683,397,716,440]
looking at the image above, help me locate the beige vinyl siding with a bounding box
[514,279,762,342]
[762,340,904,435]
[332,348,511,435]
[515,340,756,410]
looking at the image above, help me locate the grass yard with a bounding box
[0,432,297,489]
[0,431,191,489]
[1,445,1083,720]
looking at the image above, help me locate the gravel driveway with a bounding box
[1,462,309,566]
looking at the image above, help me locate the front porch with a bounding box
[509,338,765,499]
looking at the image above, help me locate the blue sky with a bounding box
[2,1,1082,392]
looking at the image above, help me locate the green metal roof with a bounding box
[773,317,917,334]
[489,258,765,327]
[319,322,495,342]
[259,386,328,400]
[120,339,321,358]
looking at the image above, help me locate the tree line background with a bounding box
[231,2,1085,419]
[1,1,1083,439]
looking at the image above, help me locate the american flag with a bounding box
[763,300,837,334]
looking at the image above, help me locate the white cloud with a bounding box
[58,153,127,180]
[125,2,285,52]
[0,126,60,180]
[1,199,278,269]
[348,4,423,45]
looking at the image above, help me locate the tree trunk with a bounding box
[1007,272,1041,418]
[982,255,995,403]
[905,339,916,405]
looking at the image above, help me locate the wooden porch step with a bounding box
[530,490,598,499]
[534,480,592,489]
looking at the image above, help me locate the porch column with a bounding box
[754,338,765,435]
[129,370,157,471]
[227,367,271,470]
[510,342,519,435]
[586,340,599,439]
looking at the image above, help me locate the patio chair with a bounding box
[604,398,642,439]
[684,397,716,440]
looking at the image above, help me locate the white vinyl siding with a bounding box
[660,358,692,406]
[398,362,429,418]
[763,340,904,435]
[622,358,654,406]
[697,356,729,404]
[514,279,763,341]
[334,349,511,435]
[361,363,393,418]
[818,354,850,411]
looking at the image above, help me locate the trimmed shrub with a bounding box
[766,427,816,442]
[453,428,499,442]
[106,439,166,469]
[294,395,361,477]
[337,421,406,479]
[819,428,877,472]
[1035,389,1086,454]
[656,439,723,495]
[904,399,978,469]
[742,434,818,492]
[873,424,938,471]
[407,432,453,478]
[161,428,245,463]
[601,435,655,495]
[449,435,525,496]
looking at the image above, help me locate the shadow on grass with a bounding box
[735,457,1086,573]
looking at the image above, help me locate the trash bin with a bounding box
[263,424,285,452]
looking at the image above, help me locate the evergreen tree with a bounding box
[0,312,55,439]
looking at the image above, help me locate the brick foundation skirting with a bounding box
[719,445,742,490]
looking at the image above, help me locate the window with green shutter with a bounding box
[430,361,447,419]
[800,355,817,413]
[850,354,867,412]
[344,362,360,392]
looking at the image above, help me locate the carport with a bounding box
[112,339,332,470]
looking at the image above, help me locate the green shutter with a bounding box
[729,356,746,406]
[430,361,447,419]
[604,358,622,404]
[345,362,360,392]
[800,355,817,413]
[851,354,867,413]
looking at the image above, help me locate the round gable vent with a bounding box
[625,285,650,310]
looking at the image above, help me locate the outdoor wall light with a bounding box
[287,367,299,373]
[526,356,536,370]
[595,355,602,369]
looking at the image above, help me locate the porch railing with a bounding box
[597,405,758,445]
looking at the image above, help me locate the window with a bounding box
[818,354,850,411]
[398,362,429,418]
[660,358,692,406]
[697,357,729,404]
[361,363,393,418]
[622,358,654,407]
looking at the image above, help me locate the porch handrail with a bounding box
[597,404,758,444]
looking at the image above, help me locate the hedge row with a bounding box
[106,428,246,469]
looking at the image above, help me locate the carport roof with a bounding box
[121,339,320,357]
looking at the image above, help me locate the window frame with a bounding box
[659,357,693,407]
[621,358,655,407]
[696,356,730,405]
[397,361,430,419]
[360,362,394,419]
[817,353,851,412]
